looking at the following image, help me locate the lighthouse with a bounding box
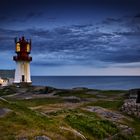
[13,36,32,84]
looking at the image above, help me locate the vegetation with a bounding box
[65,113,119,139]
[9,97,64,107]
[124,116,140,138]
[55,90,97,98]
[0,86,139,140]
[112,133,140,140]
[85,100,124,110]
[99,90,127,95]
[0,99,54,139]
[0,86,17,96]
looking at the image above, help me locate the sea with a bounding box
[31,76,140,90]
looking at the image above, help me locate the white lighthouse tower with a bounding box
[13,36,32,84]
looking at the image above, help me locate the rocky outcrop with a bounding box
[18,136,51,140]
[85,106,126,123]
[35,136,51,140]
[121,99,140,118]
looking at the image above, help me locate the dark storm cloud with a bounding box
[102,18,123,25]
[1,12,140,68]
[103,14,140,30]
[1,0,140,69]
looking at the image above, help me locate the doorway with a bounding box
[22,75,25,82]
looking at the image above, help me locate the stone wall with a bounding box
[121,99,140,118]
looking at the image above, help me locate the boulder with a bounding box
[35,136,51,140]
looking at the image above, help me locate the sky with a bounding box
[0,0,140,75]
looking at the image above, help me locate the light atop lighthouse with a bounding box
[14,36,32,61]
[13,36,32,84]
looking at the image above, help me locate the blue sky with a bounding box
[0,0,140,75]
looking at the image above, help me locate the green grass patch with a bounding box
[0,100,51,125]
[65,113,119,139]
[0,98,58,139]
[113,133,140,140]
[99,90,127,95]
[8,97,64,107]
[85,100,124,110]
[55,90,96,98]
[46,109,80,116]
[124,116,140,137]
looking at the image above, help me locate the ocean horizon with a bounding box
[31,76,140,90]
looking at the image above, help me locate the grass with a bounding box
[98,90,127,98]
[7,97,64,107]
[0,86,17,96]
[0,99,57,139]
[0,99,52,125]
[65,113,119,139]
[85,100,124,110]
[112,133,140,140]
[46,108,120,139]
[131,117,140,136]
[1,96,120,140]
[99,90,127,94]
[124,116,140,137]
[46,108,79,116]
[55,89,127,101]
[0,86,139,140]
[55,90,97,98]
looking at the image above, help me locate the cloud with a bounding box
[102,18,122,25]
[1,13,140,68]
[112,62,140,68]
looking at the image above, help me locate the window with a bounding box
[27,44,30,52]
[16,43,20,52]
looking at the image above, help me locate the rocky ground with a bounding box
[0,85,140,140]
[121,99,140,117]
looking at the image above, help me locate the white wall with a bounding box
[14,61,31,83]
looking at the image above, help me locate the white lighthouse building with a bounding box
[13,37,32,84]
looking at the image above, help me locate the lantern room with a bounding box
[13,36,32,61]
